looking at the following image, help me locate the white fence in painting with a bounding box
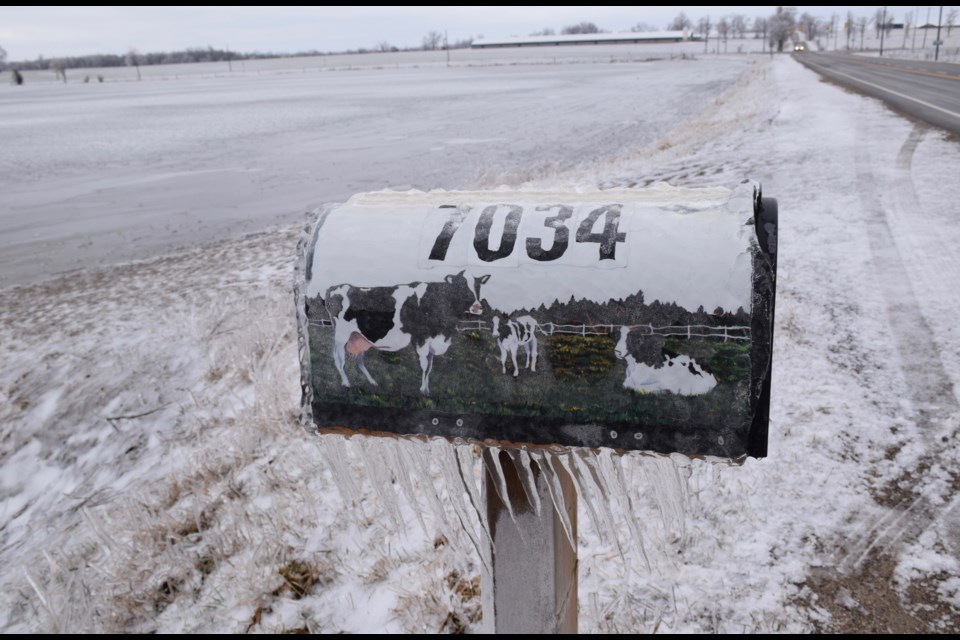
[456,320,750,341]
[309,317,749,341]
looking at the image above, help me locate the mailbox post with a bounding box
[483,449,577,634]
[297,183,778,632]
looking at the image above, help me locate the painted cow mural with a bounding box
[491,314,538,377]
[326,271,491,394]
[614,326,716,395]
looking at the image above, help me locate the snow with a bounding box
[0,53,750,288]
[2,46,960,633]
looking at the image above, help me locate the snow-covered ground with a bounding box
[0,53,748,287]
[2,49,960,633]
[11,38,772,86]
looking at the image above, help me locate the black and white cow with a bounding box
[325,271,490,394]
[491,314,538,377]
[614,326,716,395]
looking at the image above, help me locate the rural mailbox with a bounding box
[296,184,777,459]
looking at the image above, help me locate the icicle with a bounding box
[357,438,403,529]
[640,455,689,544]
[530,450,576,550]
[571,449,625,559]
[555,451,610,549]
[433,440,490,572]
[316,435,361,506]
[598,450,651,571]
[455,445,492,544]
[403,439,483,566]
[511,448,542,518]
[398,439,452,535]
[383,440,427,535]
[481,446,520,532]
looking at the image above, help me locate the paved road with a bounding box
[795,52,960,135]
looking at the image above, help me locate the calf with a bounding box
[492,315,538,377]
[614,326,716,395]
[326,271,490,394]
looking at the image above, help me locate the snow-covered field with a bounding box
[2,49,960,633]
[0,52,747,287]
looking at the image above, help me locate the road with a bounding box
[795,52,960,135]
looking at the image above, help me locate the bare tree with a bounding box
[376,41,393,52]
[948,8,958,36]
[845,11,855,49]
[753,16,768,41]
[667,11,692,31]
[874,8,886,38]
[731,14,748,39]
[561,22,600,35]
[698,16,712,52]
[768,6,797,52]
[0,43,6,72]
[530,28,555,36]
[422,31,442,50]
[718,16,730,43]
[697,16,712,38]
[799,12,819,40]
[630,22,657,33]
[125,48,141,80]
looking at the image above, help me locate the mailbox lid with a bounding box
[298,184,773,459]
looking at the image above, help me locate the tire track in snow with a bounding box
[837,118,960,573]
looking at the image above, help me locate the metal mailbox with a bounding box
[296,184,777,459]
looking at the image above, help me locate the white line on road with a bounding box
[803,59,960,121]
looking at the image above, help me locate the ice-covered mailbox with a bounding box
[296,184,777,459]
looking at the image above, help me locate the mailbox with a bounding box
[296,184,777,459]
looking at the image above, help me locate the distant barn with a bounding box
[472,30,696,49]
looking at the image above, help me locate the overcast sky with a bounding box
[1,6,931,60]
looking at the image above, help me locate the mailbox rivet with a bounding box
[718,436,725,445]
[634,432,643,440]
[456,418,464,427]
[431,418,439,426]
[609,430,618,439]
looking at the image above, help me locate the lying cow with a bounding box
[491,314,538,377]
[325,271,490,394]
[614,326,716,395]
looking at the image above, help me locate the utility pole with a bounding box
[879,6,887,56]
[935,5,944,61]
[912,6,919,50]
[923,7,931,47]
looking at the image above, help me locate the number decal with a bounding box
[425,203,628,265]
[526,205,572,262]
[474,204,522,262]
[427,206,469,262]
[575,205,626,260]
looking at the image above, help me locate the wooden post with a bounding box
[482,449,577,634]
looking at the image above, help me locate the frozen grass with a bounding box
[2,50,960,633]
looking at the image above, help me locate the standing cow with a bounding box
[326,271,490,394]
[492,314,538,377]
[614,326,716,395]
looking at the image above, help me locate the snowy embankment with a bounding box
[2,54,960,633]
